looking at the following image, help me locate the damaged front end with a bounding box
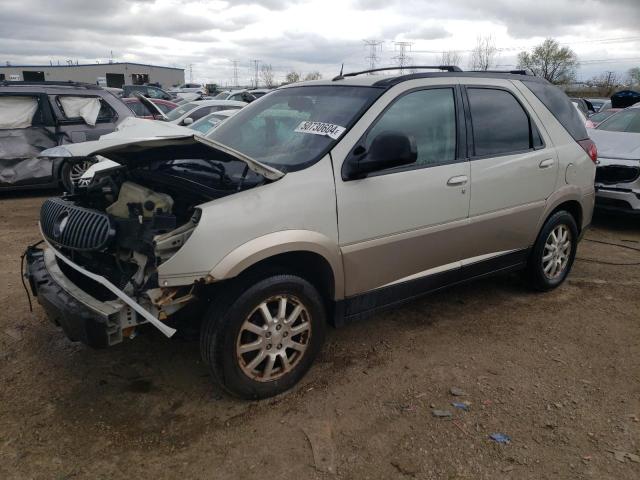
[26,135,282,347]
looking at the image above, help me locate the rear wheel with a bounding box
[200,274,326,399]
[525,211,578,291]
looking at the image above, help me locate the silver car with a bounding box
[589,105,640,215]
[26,68,596,399]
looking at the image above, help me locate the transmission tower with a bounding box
[393,41,413,72]
[188,63,193,82]
[231,59,239,87]
[251,59,260,88]
[363,40,383,72]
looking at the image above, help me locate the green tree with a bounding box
[517,39,578,84]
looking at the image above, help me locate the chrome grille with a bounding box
[40,198,114,251]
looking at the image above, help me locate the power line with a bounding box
[250,59,259,88]
[363,40,383,72]
[230,59,239,87]
[393,41,412,72]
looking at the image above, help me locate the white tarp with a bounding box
[59,96,101,126]
[0,96,38,129]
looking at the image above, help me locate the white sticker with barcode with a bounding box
[294,121,346,140]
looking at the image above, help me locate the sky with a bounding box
[1,0,639,86]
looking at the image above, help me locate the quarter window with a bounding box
[467,88,541,157]
[366,88,457,168]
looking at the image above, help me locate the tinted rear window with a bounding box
[467,88,540,157]
[522,79,588,141]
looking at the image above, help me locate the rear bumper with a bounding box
[26,247,131,348]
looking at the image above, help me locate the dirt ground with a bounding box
[1,192,639,480]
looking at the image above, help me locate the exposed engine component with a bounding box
[106,181,174,219]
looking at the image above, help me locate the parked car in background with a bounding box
[586,108,622,128]
[214,89,257,103]
[249,88,272,99]
[164,99,246,125]
[169,83,207,96]
[123,84,175,100]
[571,98,596,117]
[587,98,609,112]
[187,109,238,135]
[572,103,593,128]
[0,81,132,191]
[27,69,595,399]
[598,100,612,112]
[123,97,178,120]
[590,105,640,215]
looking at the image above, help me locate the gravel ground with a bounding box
[1,192,639,480]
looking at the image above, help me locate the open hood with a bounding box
[40,134,285,181]
[133,92,169,120]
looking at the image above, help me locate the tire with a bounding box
[60,159,95,193]
[525,210,578,291]
[200,274,327,399]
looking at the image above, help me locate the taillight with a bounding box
[578,139,598,163]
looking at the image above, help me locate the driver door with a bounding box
[332,83,470,304]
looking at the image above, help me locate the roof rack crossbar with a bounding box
[333,65,462,81]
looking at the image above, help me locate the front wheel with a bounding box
[60,159,95,192]
[525,211,578,291]
[200,274,327,399]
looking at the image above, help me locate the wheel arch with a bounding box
[209,230,344,302]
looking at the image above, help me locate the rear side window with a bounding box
[467,88,541,157]
[522,79,588,141]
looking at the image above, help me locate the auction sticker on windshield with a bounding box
[294,121,346,140]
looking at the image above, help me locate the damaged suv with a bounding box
[26,68,596,399]
[0,81,132,191]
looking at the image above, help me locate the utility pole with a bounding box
[363,40,383,72]
[251,59,260,88]
[189,64,193,83]
[393,41,412,72]
[231,60,239,88]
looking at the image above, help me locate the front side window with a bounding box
[146,87,164,99]
[597,109,640,133]
[207,86,383,172]
[366,88,457,168]
[468,88,541,157]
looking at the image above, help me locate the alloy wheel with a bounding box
[236,294,312,382]
[542,224,572,279]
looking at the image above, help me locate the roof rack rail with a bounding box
[469,69,533,76]
[0,80,102,89]
[333,65,462,81]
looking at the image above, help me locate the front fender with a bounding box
[209,230,344,300]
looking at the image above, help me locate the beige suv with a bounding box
[26,67,596,399]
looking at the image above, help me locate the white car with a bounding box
[214,90,257,103]
[26,68,595,400]
[168,83,207,96]
[164,99,246,126]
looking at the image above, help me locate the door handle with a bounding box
[447,175,468,186]
[539,159,554,169]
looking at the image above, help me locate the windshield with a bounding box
[189,113,227,134]
[214,92,230,100]
[597,109,640,133]
[206,85,383,171]
[166,102,198,121]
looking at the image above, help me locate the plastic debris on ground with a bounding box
[431,409,453,418]
[489,433,511,444]
[450,387,467,396]
[452,401,471,411]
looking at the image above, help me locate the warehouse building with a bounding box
[0,62,184,89]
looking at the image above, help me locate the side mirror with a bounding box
[342,131,417,180]
[183,117,194,126]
